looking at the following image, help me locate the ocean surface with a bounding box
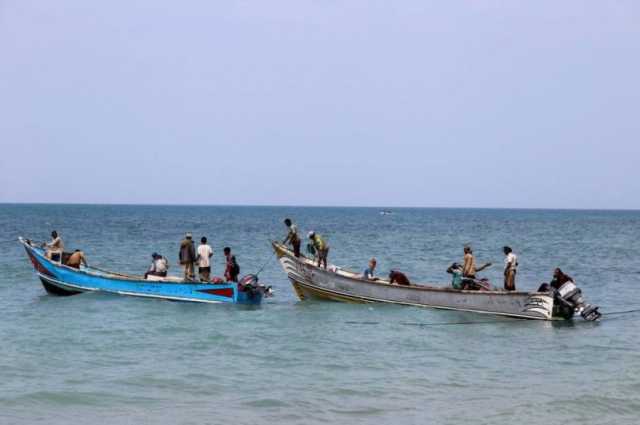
[1,204,639,425]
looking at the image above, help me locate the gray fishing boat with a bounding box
[272,242,600,321]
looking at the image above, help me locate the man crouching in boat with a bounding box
[447,263,465,289]
[389,270,411,285]
[65,249,88,269]
[308,231,329,269]
[537,268,601,321]
[145,253,168,279]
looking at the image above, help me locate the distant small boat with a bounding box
[380,210,393,216]
[272,242,600,321]
[19,237,269,305]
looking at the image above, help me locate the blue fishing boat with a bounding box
[19,237,269,305]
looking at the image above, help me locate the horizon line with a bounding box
[0,201,638,212]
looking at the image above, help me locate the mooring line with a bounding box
[602,308,640,317]
[345,320,510,327]
[345,308,640,328]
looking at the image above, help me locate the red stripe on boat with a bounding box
[25,248,56,277]
[198,288,234,298]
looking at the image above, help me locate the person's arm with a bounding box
[81,253,88,267]
[476,262,492,272]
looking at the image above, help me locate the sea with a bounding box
[1,204,639,425]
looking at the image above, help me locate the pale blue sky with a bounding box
[1,1,638,208]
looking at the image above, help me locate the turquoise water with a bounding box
[1,204,639,424]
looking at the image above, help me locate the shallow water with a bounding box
[1,205,639,424]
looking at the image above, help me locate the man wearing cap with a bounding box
[179,232,196,280]
[145,253,168,279]
[308,231,329,269]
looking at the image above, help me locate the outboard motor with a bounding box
[238,274,273,299]
[554,281,601,321]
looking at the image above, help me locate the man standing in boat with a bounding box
[308,231,329,269]
[178,232,196,281]
[282,218,301,257]
[503,246,518,291]
[224,247,240,282]
[462,246,491,280]
[196,236,214,282]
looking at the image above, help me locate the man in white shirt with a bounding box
[503,246,518,291]
[145,253,169,279]
[197,236,214,282]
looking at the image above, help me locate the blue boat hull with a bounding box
[21,239,263,305]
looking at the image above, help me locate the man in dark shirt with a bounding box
[389,270,411,286]
[282,218,301,257]
[179,232,196,280]
[224,246,240,282]
[538,268,574,292]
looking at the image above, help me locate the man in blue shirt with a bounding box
[362,258,378,281]
[447,262,464,289]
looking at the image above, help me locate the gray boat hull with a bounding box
[273,242,555,320]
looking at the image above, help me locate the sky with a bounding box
[0,1,638,209]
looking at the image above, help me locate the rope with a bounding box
[602,308,640,317]
[84,264,141,279]
[345,308,640,328]
[253,250,273,277]
[0,239,20,244]
[345,320,512,327]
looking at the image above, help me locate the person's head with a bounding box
[201,236,207,244]
[152,252,159,259]
[369,258,377,269]
[185,232,192,240]
[284,218,292,226]
[308,231,316,239]
[51,230,58,238]
[464,245,471,254]
[554,268,563,278]
[503,246,512,255]
[451,262,461,269]
[74,249,80,253]
[389,270,396,278]
[224,247,231,256]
